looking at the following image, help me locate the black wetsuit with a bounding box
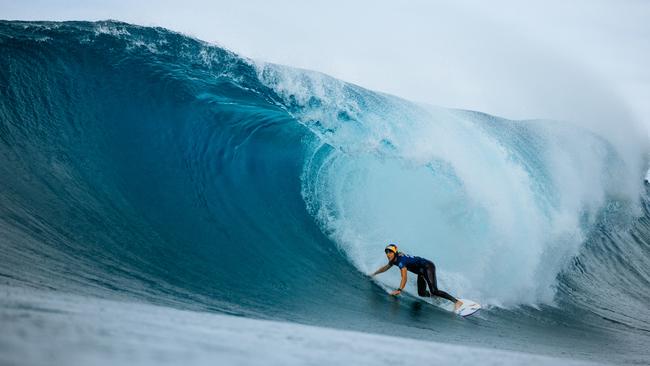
[391,253,458,303]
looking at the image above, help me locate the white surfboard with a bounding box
[454,298,481,317]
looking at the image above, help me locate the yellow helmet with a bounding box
[384,244,398,254]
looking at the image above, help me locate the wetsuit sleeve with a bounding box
[395,259,404,269]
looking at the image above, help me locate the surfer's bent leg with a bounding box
[417,275,430,297]
[424,262,458,303]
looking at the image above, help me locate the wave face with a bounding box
[1,21,649,363]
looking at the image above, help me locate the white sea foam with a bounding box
[0,285,603,366]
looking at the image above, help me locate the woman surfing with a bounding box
[371,243,465,312]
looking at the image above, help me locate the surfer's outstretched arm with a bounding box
[390,267,408,295]
[371,264,392,276]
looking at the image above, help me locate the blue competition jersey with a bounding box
[391,253,431,274]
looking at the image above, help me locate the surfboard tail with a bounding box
[455,299,482,317]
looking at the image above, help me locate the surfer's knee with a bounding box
[418,289,430,297]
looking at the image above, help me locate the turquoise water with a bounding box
[0,20,648,364]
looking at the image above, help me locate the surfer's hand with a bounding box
[390,289,401,296]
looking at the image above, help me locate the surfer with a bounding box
[371,243,464,312]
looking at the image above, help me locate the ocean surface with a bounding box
[0,20,649,365]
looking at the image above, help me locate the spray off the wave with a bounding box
[257,63,647,306]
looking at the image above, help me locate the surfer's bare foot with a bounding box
[454,300,463,311]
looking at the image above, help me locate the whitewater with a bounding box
[0,21,649,365]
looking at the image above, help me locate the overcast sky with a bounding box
[2,0,649,140]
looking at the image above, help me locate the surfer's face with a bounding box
[385,251,395,261]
